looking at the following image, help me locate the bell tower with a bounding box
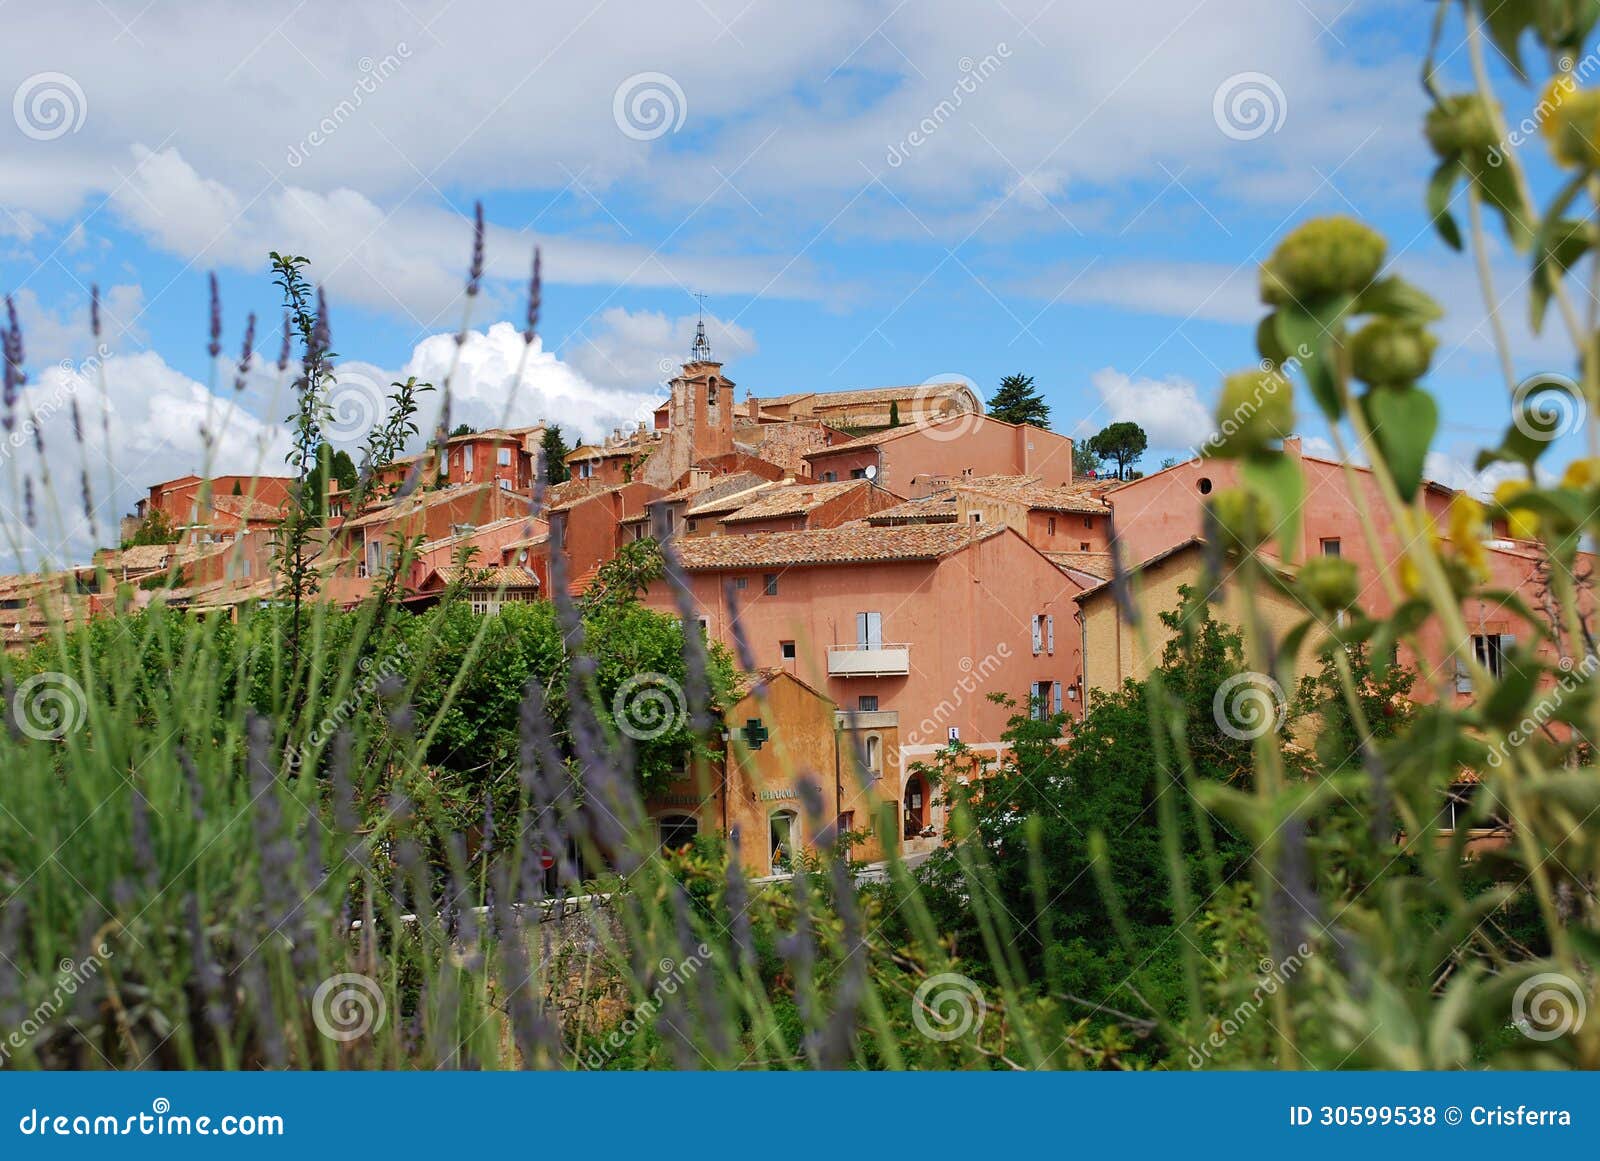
[667,303,735,462]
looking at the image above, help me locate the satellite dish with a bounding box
[864,464,878,481]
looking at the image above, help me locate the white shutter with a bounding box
[1031,615,1042,656]
[1052,681,1063,714]
[1046,614,1055,654]
[1454,652,1473,694]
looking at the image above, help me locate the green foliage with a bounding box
[122,508,179,548]
[987,372,1051,428]
[541,425,572,484]
[1084,421,1148,480]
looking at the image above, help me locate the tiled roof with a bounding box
[433,565,541,589]
[671,522,1000,571]
[948,475,1109,515]
[414,515,528,554]
[684,480,779,518]
[866,494,959,524]
[805,383,972,409]
[720,479,867,523]
[659,470,770,508]
[210,494,286,522]
[1044,550,1113,579]
[342,483,503,529]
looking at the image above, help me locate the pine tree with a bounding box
[541,425,572,484]
[1084,421,1148,480]
[988,373,1051,428]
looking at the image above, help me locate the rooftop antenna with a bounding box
[690,291,712,362]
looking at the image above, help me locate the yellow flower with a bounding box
[1561,457,1600,488]
[1446,494,1490,580]
[1493,479,1540,540]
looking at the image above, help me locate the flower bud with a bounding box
[1424,94,1499,158]
[1214,369,1295,452]
[1297,555,1359,615]
[1259,216,1387,306]
[1348,319,1436,388]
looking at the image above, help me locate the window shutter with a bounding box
[1031,615,1042,655]
[1454,653,1473,694]
[1052,681,1063,714]
[1046,614,1055,654]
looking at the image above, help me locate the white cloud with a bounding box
[1081,366,1213,452]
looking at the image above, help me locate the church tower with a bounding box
[667,315,735,462]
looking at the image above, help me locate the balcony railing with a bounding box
[827,642,910,677]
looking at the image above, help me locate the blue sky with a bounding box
[0,0,1586,564]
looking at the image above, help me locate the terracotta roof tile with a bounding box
[1043,550,1113,579]
[866,494,959,524]
[671,522,999,571]
[948,475,1109,514]
[720,479,868,523]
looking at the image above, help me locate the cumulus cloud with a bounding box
[1080,367,1213,453]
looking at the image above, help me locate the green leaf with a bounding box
[1274,293,1353,420]
[1529,173,1588,333]
[1480,649,1539,730]
[1363,386,1438,502]
[1471,156,1533,250]
[1240,450,1305,560]
[1425,157,1463,251]
[1355,275,1445,323]
[1483,3,1532,80]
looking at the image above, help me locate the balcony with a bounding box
[827,642,910,677]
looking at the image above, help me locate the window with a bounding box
[1031,613,1054,656]
[734,576,748,590]
[1030,680,1064,719]
[1321,538,1342,557]
[858,695,878,712]
[1457,633,1513,692]
[822,471,837,482]
[659,814,698,852]
[1082,514,1093,528]
[864,735,881,774]
[463,445,474,474]
[578,460,594,479]
[764,573,779,596]
[781,640,796,659]
[836,811,855,835]
[856,611,882,649]
[1047,516,1057,536]
[499,478,512,490]
[1198,477,1212,495]
[498,447,512,467]
[850,468,868,480]
[970,513,982,523]
[365,538,382,578]
[1079,542,1090,551]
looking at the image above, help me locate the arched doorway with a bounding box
[903,774,927,838]
[769,809,797,874]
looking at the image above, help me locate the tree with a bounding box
[230,480,243,496]
[1085,421,1148,480]
[450,422,475,437]
[988,373,1051,428]
[1074,443,1106,479]
[541,425,572,484]
[330,449,359,492]
[123,509,179,548]
[888,400,901,427]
